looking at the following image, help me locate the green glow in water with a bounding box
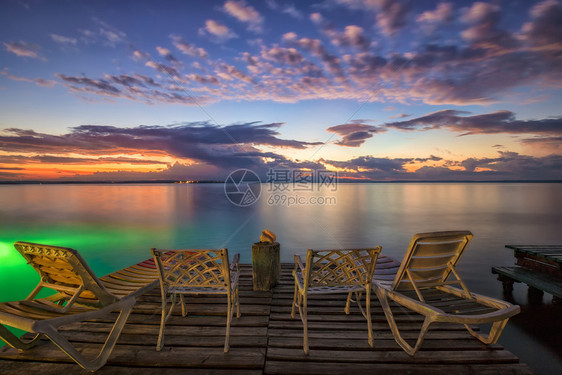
[0,224,169,303]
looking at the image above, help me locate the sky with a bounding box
[0,0,561,182]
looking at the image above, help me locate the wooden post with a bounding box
[252,242,280,291]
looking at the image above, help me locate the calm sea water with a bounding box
[0,183,561,373]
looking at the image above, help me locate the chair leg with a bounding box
[0,325,43,351]
[302,294,309,355]
[345,291,352,315]
[41,298,135,372]
[465,319,510,345]
[366,288,374,348]
[374,287,432,356]
[291,282,298,319]
[180,294,187,317]
[235,285,240,318]
[157,295,174,351]
[224,294,232,353]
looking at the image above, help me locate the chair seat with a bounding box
[168,286,229,294]
[294,271,367,294]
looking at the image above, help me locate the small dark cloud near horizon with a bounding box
[326,121,385,147]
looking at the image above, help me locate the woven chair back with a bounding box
[305,248,379,289]
[152,249,230,290]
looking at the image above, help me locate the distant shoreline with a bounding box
[0,180,560,185]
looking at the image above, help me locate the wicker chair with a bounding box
[372,231,520,355]
[150,248,240,352]
[0,241,159,371]
[291,248,381,354]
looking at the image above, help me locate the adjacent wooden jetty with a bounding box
[0,256,532,374]
[492,245,562,304]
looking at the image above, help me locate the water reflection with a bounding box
[0,182,561,372]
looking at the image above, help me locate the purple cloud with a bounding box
[384,110,562,139]
[223,0,264,33]
[326,121,385,147]
[335,0,412,36]
[3,41,45,60]
[50,34,78,45]
[2,70,56,87]
[0,122,322,170]
[323,152,562,181]
[170,35,209,58]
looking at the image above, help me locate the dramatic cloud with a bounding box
[171,35,209,58]
[199,20,238,42]
[311,15,370,50]
[458,151,562,178]
[384,110,562,137]
[223,0,264,33]
[3,41,45,60]
[325,110,562,150]
[417,2,453,32]
[56,73,122,96]
[1,121,559,181]
[281,4,303,19]
[132,49,150,61]
[0,154,167,165]
[50,34,78,45]
[55,71,217,105]
[460,2,517,50]
[335,0,412,35]
[0,122,323,180]
[520,136,562,154]
[326,121,385,147]
[1,70,56,87]
[156,46,182,67]
[323,152,562,181]
[5,2,558,108]
[79,18,127,47]
[521,0,562,49]
[268,1,303,19]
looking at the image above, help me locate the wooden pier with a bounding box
[0,257,533,374]
[493,245,562,304]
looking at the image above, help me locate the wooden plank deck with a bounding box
[0,258,533,374]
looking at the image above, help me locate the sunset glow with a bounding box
[1,0,561,181]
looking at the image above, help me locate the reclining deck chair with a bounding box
[0,241,159,371]
[291,248,381,354]
[151,248,240,352]
[372,231,520,355]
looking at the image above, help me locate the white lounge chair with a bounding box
[372,231,520,355]
[0,241,159,371]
